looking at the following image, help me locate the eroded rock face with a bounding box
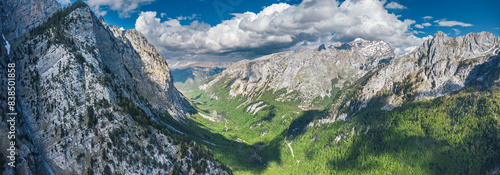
[200,39,394,106]
[0,1,230,174]
[330,31,500,117]
[106,26,195,118]
[1,0,60,41]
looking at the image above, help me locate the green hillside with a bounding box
[170,82,500,174]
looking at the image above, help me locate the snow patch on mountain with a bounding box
[2,34,10,55]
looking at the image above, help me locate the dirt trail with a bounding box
[285,137,295,158]
[223,118,228,132]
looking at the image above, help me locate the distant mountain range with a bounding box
[199,38,395,109]
[172,62,233,94]
[198,31,499,112]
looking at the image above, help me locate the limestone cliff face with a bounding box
[106,26,195,118]
[328,31,500,119]
[200,39,394,107]
[0,0,60,41]
[0,1,229,174]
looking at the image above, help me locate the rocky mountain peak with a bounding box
[433,31,448,39]
[411,31,499,64]
[332,32,500,117]
[98,16,106,25]
[201,38,394,108]
[317,44,326,51]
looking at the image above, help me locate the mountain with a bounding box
[327,31,500,120]
[1,0,60,42]
[0,1,230,174]
[1,0,499,174]
[200,39,394,108]
[186,32,500,174]
[172,62,233,94]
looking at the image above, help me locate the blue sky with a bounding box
[58,0,500,66]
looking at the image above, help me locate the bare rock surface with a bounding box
[200,38,395,107]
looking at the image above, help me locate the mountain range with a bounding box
[0,0,499,174]
[190,29,500,174]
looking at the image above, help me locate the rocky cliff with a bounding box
[200,39,394,107]
[0,0,60,41]
[328,31,500,120]
[0,1,230,174]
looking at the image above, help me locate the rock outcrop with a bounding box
[1,0,60,41]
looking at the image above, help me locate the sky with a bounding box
[57,0,500,67]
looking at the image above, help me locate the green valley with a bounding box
[169,81,500,174]
[168,32,500,174]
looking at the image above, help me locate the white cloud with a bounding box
[160,13,167,18]
[136,0,430,61]
[176,14,197,21]
[452,29,460,35]
[119,27,125,31]
[398,45,419,55]
[385,2,406,9]
[415,22,431,29]
[57,0,71,5]
[434,19,473,27]
[423,16,433,20]
[86,0,155,18]
[494,27,499,30]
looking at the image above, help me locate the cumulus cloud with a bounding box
[435,19,473,27]
[423,16,433,20]
[415,24,424,29]
[86,0,155,18]
[136,0,430,62]
[385,2,406,9]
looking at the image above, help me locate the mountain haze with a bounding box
[172,62,233,94]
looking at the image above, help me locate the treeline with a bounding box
[29,0,88,37]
